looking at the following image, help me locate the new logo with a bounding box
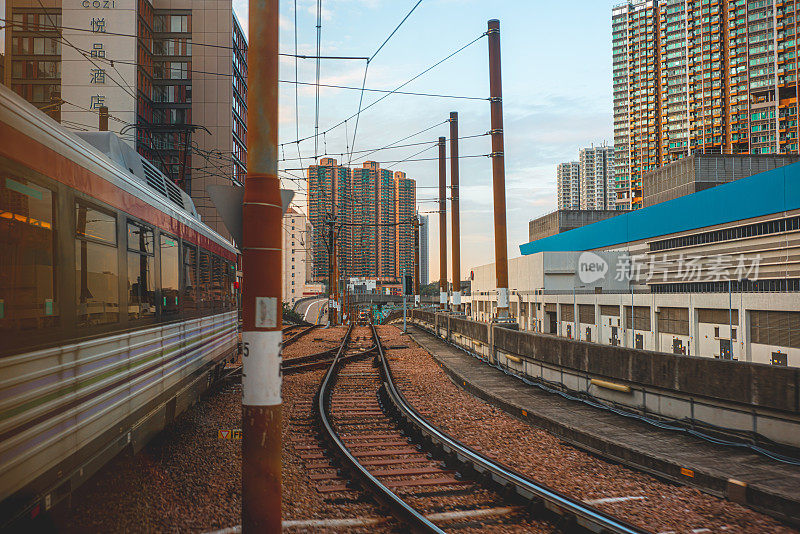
[577,252,609,284]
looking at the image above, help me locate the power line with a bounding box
[280,31,488,149]
[278,132,489,163]
[1,18,367,59]
[281,152,489,171]
[294,0,304,171]
[314,0,324,160]
[369,0,424,63]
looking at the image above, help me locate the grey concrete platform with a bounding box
[406,325,800,526]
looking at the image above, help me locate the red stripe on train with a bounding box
[0,121,237,262]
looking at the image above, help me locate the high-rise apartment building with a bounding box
[419,214,430,286]
[2,0,247,241]
[579,145,616,210]
[394,171,417,281]
[282,207,310,305]
[306,159,416,286]
[556,161,581,210]
[613,0,800,210]
[307,157,352,282]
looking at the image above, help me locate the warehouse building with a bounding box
[470,163,800,367]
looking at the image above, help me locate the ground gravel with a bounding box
[56,328,396,533]
[379,325,798,534]
[283,327,345,360]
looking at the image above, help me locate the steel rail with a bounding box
[283,343,377,374]
[372,324,650,534]
[282,324,320,348]
[315,326,445,534]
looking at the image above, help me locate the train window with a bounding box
[75,203,119,327]
[183,243,197,312]
[226,261,236,309]
[211,256,223,310]
[76,202,116,244]
[161,235,180,316]
[127,222,156,320]
[0,177,59,334]
[199,251,211,309]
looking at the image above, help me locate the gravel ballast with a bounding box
[378,325,798,534]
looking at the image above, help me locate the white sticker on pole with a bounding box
[242,330,283,406]
[452,291,461,306]
[255,297,277,328]
[497,287,510,309]
[440,291,447,304]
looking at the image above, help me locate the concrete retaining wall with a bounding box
[409,310,800,449]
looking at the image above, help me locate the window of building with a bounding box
[658,307,689,335]
[750,310,800,349]
[0,177,59,333]
[127,221,156,320]
[75,203,119,327]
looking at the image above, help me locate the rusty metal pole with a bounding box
[438,136,448,310]
[99,106,109,131]
[242,0,281,532]
[332,226,339,325]
[449,112,462,314]
[414,215,420,307]
[488,19,510,321]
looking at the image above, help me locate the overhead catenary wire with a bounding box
[279,31,488,149]
[283,152,489,171]
[0,18,366,59]
[347,0,424,167]
[278,132,489,163]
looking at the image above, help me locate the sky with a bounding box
[1,0,619,281]
[240,0,620,282]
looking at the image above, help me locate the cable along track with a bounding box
[314,325,648,533]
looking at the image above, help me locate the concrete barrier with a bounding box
[408,310,800,449]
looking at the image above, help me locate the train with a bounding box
[0,83,239,526]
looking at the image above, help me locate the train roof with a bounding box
[0,84,237,256]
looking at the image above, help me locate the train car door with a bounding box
[635,333,644,350]
[610,326,619,346]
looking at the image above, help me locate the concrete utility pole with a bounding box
[438,136,448,310]
[242,0,281,531]
[450,112,462,313]
[487,19,511,321]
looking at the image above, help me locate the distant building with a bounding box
[473,161,800,366]
[282,207,310,305]
[612,0,800,211]
[556,162,580,210]
[2,0,248,242]
[579,145,615,211]
[643,154,800,207]
[529,209,629,243]
[394,171,416,281]
[419,214,430,286]
[306,159,416,286]
[307,157,352,282]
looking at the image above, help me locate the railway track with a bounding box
[282,324,320,348]
[307,324,648,533]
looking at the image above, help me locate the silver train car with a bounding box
[0,84,238,526]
